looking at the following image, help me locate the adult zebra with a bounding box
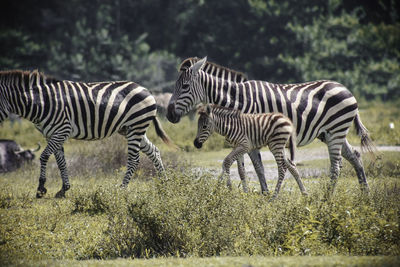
[0,70,172,198]
[167,57,374,193]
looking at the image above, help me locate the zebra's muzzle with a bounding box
[193,138,203,149]
[166,103,181,123]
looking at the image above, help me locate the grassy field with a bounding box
[0,101,399,266]
[13,256,400,267]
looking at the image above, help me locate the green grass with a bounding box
[11,256,400,267]
[0,102,399,266]
[1,155,400,264]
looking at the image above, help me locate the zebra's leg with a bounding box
[139,135,165,174]
[121,136,142,187]
[325,133,345,194]
[342,139,369,192]
[237,155,248,193]
[220,146,247,189]
[285,158,308,195]
[54,147,70,198]
[270,145,288,200]
[248,150,269,194]
[36,134,69,198]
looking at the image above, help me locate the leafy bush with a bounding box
[76,170,400,259]
[0,104,399,264]
[1,151,400,263]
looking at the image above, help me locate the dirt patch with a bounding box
[225,145,400,182]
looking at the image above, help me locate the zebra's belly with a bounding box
[69,121,119,140]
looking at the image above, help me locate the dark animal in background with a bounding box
[0,139,40,173]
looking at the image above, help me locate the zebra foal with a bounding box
[194,104,307,198]
[0,70,172,198]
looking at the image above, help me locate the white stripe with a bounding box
[101,82,132,137]
[94,83,114,139]
[76,83,90,139]
[107,86,147,134]
[298,83,327,145]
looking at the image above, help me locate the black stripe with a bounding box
[243,83,252,113]
[220,81,229,107]
[263,82,273,113]
[76,83,89,139]
[301,87,326,138]
[112,102,155,134]
[294,82,324,135]
[237,83,244,110]
[104,83,138,135]
[271,84,283,113]
[228,83,236,109]
[66,83,79,134]
[324,105,357,131]
[308,90,356,140]
[97,82,127,133]
[257,81,265,113]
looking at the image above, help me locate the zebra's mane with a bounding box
[0,70,60,87]
[179,57,248,83]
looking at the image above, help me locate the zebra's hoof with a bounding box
[261,190,270,196]
[55,190,66,198]
[36,187,47,198]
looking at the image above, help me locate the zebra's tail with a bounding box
[288,131,297,162]
[152,117,176,149]
[354,112,376,155]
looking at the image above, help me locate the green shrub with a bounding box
[78,171,400,259]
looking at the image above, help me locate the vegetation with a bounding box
[0,1,399,266]
[0,152,399,265]
[1,0,399,98]
[0,103,399,265]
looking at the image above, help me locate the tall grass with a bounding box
[0,102,399,264]
[1,155,399,263]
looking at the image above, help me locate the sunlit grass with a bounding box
[0,102,399,265]
[1,151,399,264]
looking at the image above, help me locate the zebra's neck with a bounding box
[200,71,243,108]
[0,71,57,122]
[211,107,241,138]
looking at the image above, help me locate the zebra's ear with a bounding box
[190,56,207,75]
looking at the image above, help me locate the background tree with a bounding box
[0,0,399,99]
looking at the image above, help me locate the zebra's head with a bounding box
[167,57,207,123]
[194,104,214,149]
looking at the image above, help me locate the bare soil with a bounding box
[226,145,400,182]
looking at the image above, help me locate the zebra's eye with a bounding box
[182,83,189,90]
[202,125,208,130]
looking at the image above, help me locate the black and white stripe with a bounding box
[168,57,374,193]
[194,104,307,198]
[0,70,172,198]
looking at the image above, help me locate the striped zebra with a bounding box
[194,104,307,198]
[0,70,173,198]
[167,57,375,194]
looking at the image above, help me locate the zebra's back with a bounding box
[233,80,358,146]
[32,80,157,140]
[239,112,295,150]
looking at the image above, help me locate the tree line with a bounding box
[1,0,399,100]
